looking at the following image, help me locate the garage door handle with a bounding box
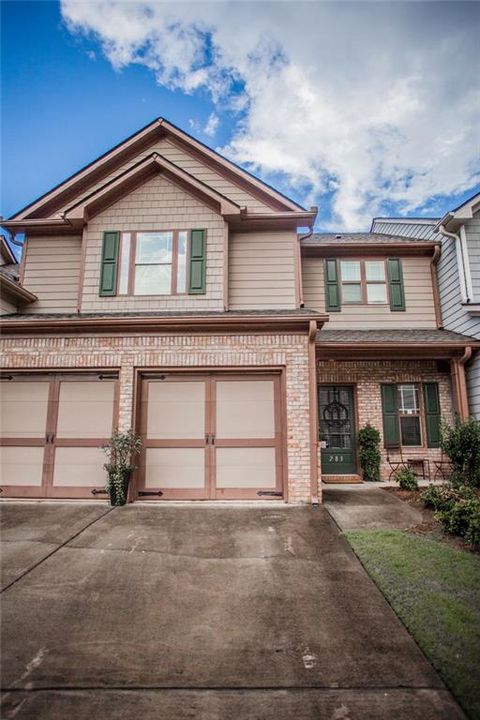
[138,490,164,497]
[257,491,282,497]
[91,489,108,495]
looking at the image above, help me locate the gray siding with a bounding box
[372,219,438,240]
[467,353,480,419]
[465,210,480,301]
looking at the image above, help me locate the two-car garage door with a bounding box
[0,372,284,501]
[0,374,116,498]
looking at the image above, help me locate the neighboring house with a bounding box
[372,191,480,419]
[0,119,478,502]
[0,235,36,315]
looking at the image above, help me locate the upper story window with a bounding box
[339,260,387,304]
[99,229,206,297]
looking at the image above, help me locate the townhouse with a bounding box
[0,119,478,503]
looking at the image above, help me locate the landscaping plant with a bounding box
[436,498,480,547]
[394,467,419,491]
[358,424,381,482]
[102,429,142,506]
[440,416,480,487]
[420,483,475,512]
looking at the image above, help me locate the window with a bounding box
[118,230,190,296]
[398,384,421,446]
[339,260,387,305]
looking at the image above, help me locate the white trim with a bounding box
[459,224,474,303]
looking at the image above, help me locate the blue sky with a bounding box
[1,1,479,232]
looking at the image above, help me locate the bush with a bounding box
[394,467,419,491]
[358,424,381,482]
[420,483,475,512]
[440,417,480,487]
[436,498,480,547]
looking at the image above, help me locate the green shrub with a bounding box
[358,424,381,482]
[436,498,480,546]
[440,417,480,487]
[394,467,419,491]
[420,483,475,512]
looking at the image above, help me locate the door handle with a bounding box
[205,434,210,445]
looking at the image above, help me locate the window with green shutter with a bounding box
[387,258,405,311]
[188,229,206,294]
[381,384,400,447]
[325,258,341,311]
[99,231,120,296]
[423,382,441,447]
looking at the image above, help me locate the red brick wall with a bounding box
[0,332,316,503]
[317,359,453,480]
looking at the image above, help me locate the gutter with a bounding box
[0,312,329,336]
[0,275,37,304]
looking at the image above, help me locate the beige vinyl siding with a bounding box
[81,173,225,313]
[59,137,273,216]
[0,294,17,315]
[229,231,297,310]
[22,235,81,313]
[302,255,437,328]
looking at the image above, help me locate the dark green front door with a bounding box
[319,385,357,474]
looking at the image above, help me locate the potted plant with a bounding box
[102,429,142,506]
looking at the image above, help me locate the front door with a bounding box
[319,385,357,475]
[138,373,283,500]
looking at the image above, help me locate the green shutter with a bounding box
[424,382,441,448]
[99,231,119,296]
[381,384,400,447]
[188,229,206,294]
[387,258,405,311]
[325,259,341,312]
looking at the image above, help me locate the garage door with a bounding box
[138,374,283,500]
[0,374,117,499]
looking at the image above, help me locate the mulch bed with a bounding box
[383,486,479,554]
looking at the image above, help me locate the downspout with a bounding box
[430,245,443,329]
[297,227,314,309]
[450,345,472,419]
[438,224,471,304]
[308,319,320,505]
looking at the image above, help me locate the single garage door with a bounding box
[0,373,117,499]
[138,373,284,500]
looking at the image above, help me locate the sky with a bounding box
[1,0,479,233]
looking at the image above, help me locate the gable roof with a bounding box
[370,218,439,241]
[435,190,480,232]
[7,118,306,222]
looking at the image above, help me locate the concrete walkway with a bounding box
[1,502,463,719]
[323,484,424,530]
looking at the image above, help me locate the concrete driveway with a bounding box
[1,503,463,719]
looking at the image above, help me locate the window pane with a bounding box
[400,416,421,446]
[136,232,172,264]
[366,283,387,303]
[342,284,362,303]
[135,265,171,295]
[340,261,361,281]
[118,233,131,295]
[398,384,419,413]
[365,261,385,281]
[177,231,188,293]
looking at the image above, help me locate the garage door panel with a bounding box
[0,382,50,438]
[145,448,205,488]
[52,447,107,487]
[0,447,45,486]
[215,447,276,489]
[146,381,205,439]
[216,380,275,439]
[56,382,115,439]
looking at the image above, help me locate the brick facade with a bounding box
[317,359,454,480]
[0,331,315,503]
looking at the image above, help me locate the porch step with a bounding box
[322,475,363,484]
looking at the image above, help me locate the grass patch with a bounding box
[345,529,480,719]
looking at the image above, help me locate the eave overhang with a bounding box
[0,312,329,336]
[301,241,439,257]
[0,275,37,304]
[315,339,480,360]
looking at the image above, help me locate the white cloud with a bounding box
[61,1,480,229]
[204,112,219,137]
